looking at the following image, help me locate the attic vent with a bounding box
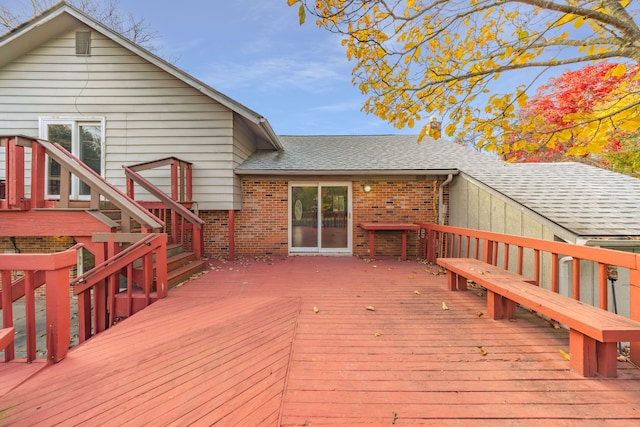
[75,31,91,56]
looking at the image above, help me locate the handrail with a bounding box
[123,166,203,227]
[0,243,82,363]
[71,233,168,341]
[420,224,638,269]
[124,163,203,259]
[1,135,164,231]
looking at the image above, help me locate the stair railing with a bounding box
[123,159,204,259]
[0,135,164,232]
[71,233,168,342]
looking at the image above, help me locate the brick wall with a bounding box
[200,176,445,259]
[0,236,75,254]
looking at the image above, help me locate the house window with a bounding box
[75,31,91,56]
[40,118,105,199]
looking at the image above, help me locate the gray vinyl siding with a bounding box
[232,117,259,210]
[0,25,242,210]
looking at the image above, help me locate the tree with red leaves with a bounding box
[502,62,640,176]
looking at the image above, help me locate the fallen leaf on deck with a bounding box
[552,323,560,329]
[476,291,483,297]
[414,290,421,295]
[618,355,628,362]
[408,275,414,279]
[442,302,449,310]
[560,349,571,360]
[313,306,319,314]
[366,305,376,311]
[509,318,518,322]
[476,311,483,317]
[374,332,381,337]
[392,411,398,424]
[478,346,488,356]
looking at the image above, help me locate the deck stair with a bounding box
[113,243,206,318]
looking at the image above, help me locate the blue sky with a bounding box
[118,0,414,136]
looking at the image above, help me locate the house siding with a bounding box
[0,25,243,210]
[200,176,442,259]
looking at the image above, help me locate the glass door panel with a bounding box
[78,124,102,196]
[290,183,351,253]
[291,185,318,249]
[320,186,348,250]
[46,124,72,196]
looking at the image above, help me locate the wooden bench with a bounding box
[436,257,640,377]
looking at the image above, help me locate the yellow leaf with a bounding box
[313,306,319,314]
[608,63,627,78]
[478,346,488,356]
[414,290,421,295]
[442,302,449,310]
[374,332,381,337]
[366,305,376,311]
[560,349,571,360]
[287,0,299,5]
[619,120,640,132]
[477,311,483,317]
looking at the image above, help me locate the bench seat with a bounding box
[436,257,640,377]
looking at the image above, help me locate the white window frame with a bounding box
[39,116,106,200]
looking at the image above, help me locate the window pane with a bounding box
[291,186,318,248]
[79,124,102,196]
[47,124,72,196]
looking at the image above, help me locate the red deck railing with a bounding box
[418,223,640,364]
[71,233,168,342]
[124,158,204,259]
[0,244,82,363]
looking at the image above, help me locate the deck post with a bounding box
[31,142,46,208]
[45,267,71,364]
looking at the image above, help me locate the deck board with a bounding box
[1,256,640,425]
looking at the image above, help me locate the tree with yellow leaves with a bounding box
[287,0,640,157]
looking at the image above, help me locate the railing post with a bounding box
[31,142,46,208]
[482,240,494,264]
[155,235,168,298]
[629,267,640,366]
[186,163,193,201]
[7,139,25,209]
[1,270,14,361]
[171,160,179,201]
[45,267,71,364]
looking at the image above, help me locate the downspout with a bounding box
[438,174,453,225]
[559,256,573,297]
[228,209,235,262]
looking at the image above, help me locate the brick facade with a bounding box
[200,176,446,260]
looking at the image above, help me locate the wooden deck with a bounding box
[2,256,640,425]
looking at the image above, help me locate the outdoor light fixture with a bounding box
[362,184,372,194]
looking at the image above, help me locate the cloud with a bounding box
[201,55,350,94]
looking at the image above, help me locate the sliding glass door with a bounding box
[290,182,351,253]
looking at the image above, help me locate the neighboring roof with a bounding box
[0,1,282,150]
[238,134,640,239]
[466,162,640,238]
[236,134,495,174]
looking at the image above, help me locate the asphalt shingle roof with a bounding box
[237,135,496,172]
[237,135,640,238]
